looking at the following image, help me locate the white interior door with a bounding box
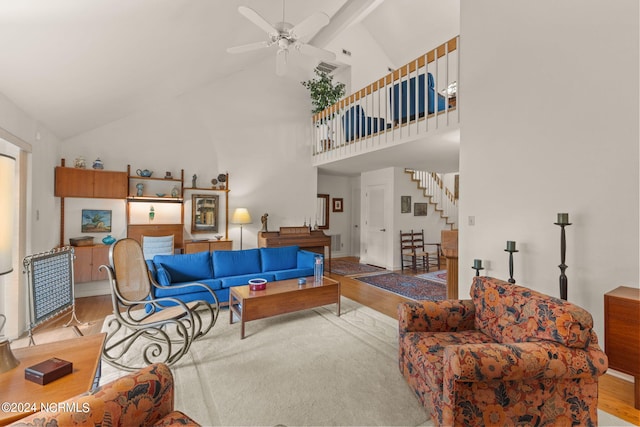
[364,185,386,267]
[351,186,360,257]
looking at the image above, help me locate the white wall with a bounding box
[459,0,639,341]
[317,173,355,257]
[61,57,318,253]
[0,92,61,338]
[393,168,451,270]
[326,23,394,96]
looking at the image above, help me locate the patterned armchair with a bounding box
[11,363,199,426]
[398,276,608,426]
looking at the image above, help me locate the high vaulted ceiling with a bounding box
[0,0,459,140]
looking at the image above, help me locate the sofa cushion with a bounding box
[154,279,222,299]
[153,251,212,283]
[220,273,275,288]
[471,276,594,348]
[273,268,314,281]
[297,250,319,269]
[155,265,172,286]
[260,246,299,272]
[213,249,261,278]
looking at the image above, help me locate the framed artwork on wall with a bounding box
[333,198,343,212]
[401,196,411,213]
[414,203,428,216]
[81,209,112,232]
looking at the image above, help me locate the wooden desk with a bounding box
[0,333,105,425]
[604,286,640,409]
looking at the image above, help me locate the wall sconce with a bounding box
[232,208,252,250]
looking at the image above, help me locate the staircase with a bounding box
[405,169,458,229]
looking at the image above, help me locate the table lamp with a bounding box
[0,153,19,373]
[232,208,252,250]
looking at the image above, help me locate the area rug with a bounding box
[416,269,447,284]
[100,298,432,426]
[330,258,386,276]
[357,273,446,301]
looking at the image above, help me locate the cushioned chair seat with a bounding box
[342,105,389,142]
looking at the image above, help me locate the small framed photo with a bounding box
[333,198,343,212]
[81,209,112,232]
[401,196,411,213]
[414,203,428,216]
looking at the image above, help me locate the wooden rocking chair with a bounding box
[99,238,219,371]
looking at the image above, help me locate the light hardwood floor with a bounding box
[30,266,639,426]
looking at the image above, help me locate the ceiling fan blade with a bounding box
[276,49,288,76]
[290,12,330,40]
[296,43,336,61]
[238,6,278,36]
[227,40,271,54]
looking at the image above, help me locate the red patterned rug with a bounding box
[357,273,446,301]
[416,270,447,284]
[330,259,386,276]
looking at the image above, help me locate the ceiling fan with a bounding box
[227,2,336,76]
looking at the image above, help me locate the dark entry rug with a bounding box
[357,273,446,301]
[330,259,386,276]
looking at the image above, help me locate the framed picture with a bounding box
[414,203,428,216]
[401,196,411,213]
[81,209,112,233]
[333,198,343,212]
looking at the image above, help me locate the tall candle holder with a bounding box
[504,241,518,284]
[555,213,571,300]
[472,259,484,277]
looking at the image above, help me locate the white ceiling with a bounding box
[0,0,460,172]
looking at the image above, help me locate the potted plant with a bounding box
[302,68,346,145]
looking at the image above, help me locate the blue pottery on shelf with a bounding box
[102,235,116,245]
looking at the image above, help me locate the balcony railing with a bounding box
[312,36,460,165]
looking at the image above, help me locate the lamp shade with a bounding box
[231,208,252,225]
[0,154,15,275]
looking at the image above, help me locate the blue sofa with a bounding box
[390,72,446,124]
[341,105,389,142]
[146,245,318,305]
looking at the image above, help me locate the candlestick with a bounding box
[557,213,569,225]
[504,243,519,284]
[472,259,484,276]
[554,216,572,300]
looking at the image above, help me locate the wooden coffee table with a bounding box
[0,333,105,425]
[229,276,340,339]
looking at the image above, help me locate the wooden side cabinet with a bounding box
[55,167,127,198]
[73,245,110,283]
[184,239,232,254]
[604,285,640,409]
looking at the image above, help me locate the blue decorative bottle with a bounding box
[102,235,116,245]
[314,255,324,284]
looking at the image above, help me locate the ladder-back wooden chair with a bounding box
[100,238,219,371]
[400,229,441,272]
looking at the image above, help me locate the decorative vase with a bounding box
[102,235,116,245]
[92,158,104,169]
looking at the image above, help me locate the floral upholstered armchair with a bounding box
[398,276,608,426]
[11,363,199,426]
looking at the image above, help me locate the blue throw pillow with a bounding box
[155,265,172,286]
[213,249,261,278]
[260,246,299,272]
[153,251,212,282]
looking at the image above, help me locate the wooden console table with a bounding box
[604,286,640,409]
[184,239,232,254]
[0,333,105,425]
